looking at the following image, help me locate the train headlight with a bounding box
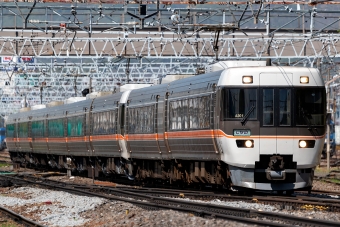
[236,139,254,148]
[299,140,307,148]
[245,140,253,148]
[242,76,253,84]
[298,140,315,148]
[300,76,309,84]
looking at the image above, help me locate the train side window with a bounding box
[200,96,210,128]
[170,96,210,130]
[182,99,189,130]
[127,108,136,133]
[263,89,274,126]
[176,100,182,130]
[170,101,180,130]
[6,124,15,138]
[67,115,85,137]
[92,111,116,135]
[279,89,291,126]
[127,105,154,134]
[48,119,64,137]
[18,122,28,138]
[189,98,198,129]
[32,121,44,138]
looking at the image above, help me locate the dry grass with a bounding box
[315,166,339,175]
[315,146,340,176]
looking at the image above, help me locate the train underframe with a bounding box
[9,152,231,188]
[9,152,314,192]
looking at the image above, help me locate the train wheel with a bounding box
[306,186,312,194]
[277,191,283,195]
[237,190,251,196]
[285,190,294,196]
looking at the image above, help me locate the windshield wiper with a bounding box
[301,108,317,136]
[301,108,312,127]
[241,105,255,126]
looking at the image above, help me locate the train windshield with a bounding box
[296,88,326,126]
[222,88,257,120]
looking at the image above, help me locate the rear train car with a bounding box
[0,127,6,151]
[6,65,326,192]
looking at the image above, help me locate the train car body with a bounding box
[6,65,326,192]
[0,127,6,150]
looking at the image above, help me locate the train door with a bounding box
[44,118,50,155]
[259,73,293,155]
[28,120,33,152]
[64,114,70,156]
[85,107,93,154]
[6,120,17,151]
[118,90,132,160]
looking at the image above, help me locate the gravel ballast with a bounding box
[0,179,340,227]
[0,186,106,226]
[0,151,340,227]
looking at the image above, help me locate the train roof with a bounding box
[6,66,324,124]
[219,66,324,87]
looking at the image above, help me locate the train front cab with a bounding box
[218,68,326,191]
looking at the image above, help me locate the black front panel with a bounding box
[220,87,326,136]
[296,88,326,126]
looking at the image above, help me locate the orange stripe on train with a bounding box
[8,130,325,143]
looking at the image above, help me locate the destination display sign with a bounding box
[233,129,251,136]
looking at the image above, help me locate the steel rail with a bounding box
[1,174,339,227]
[311,189,340,196]
[110,185,340,212]
[0,174,283,226]
[19,174,340,211]
[0,205,46,227]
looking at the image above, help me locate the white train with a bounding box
[6,62,326,192]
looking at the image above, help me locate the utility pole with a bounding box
[34,81,51,104]
[327,70,331,173]
[325,72,340,172]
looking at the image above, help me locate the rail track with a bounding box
[310,189,340,196]
[110,186,340,212]
[0,204,45,227]
[0,150,11,163]
[0,173,339,227]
